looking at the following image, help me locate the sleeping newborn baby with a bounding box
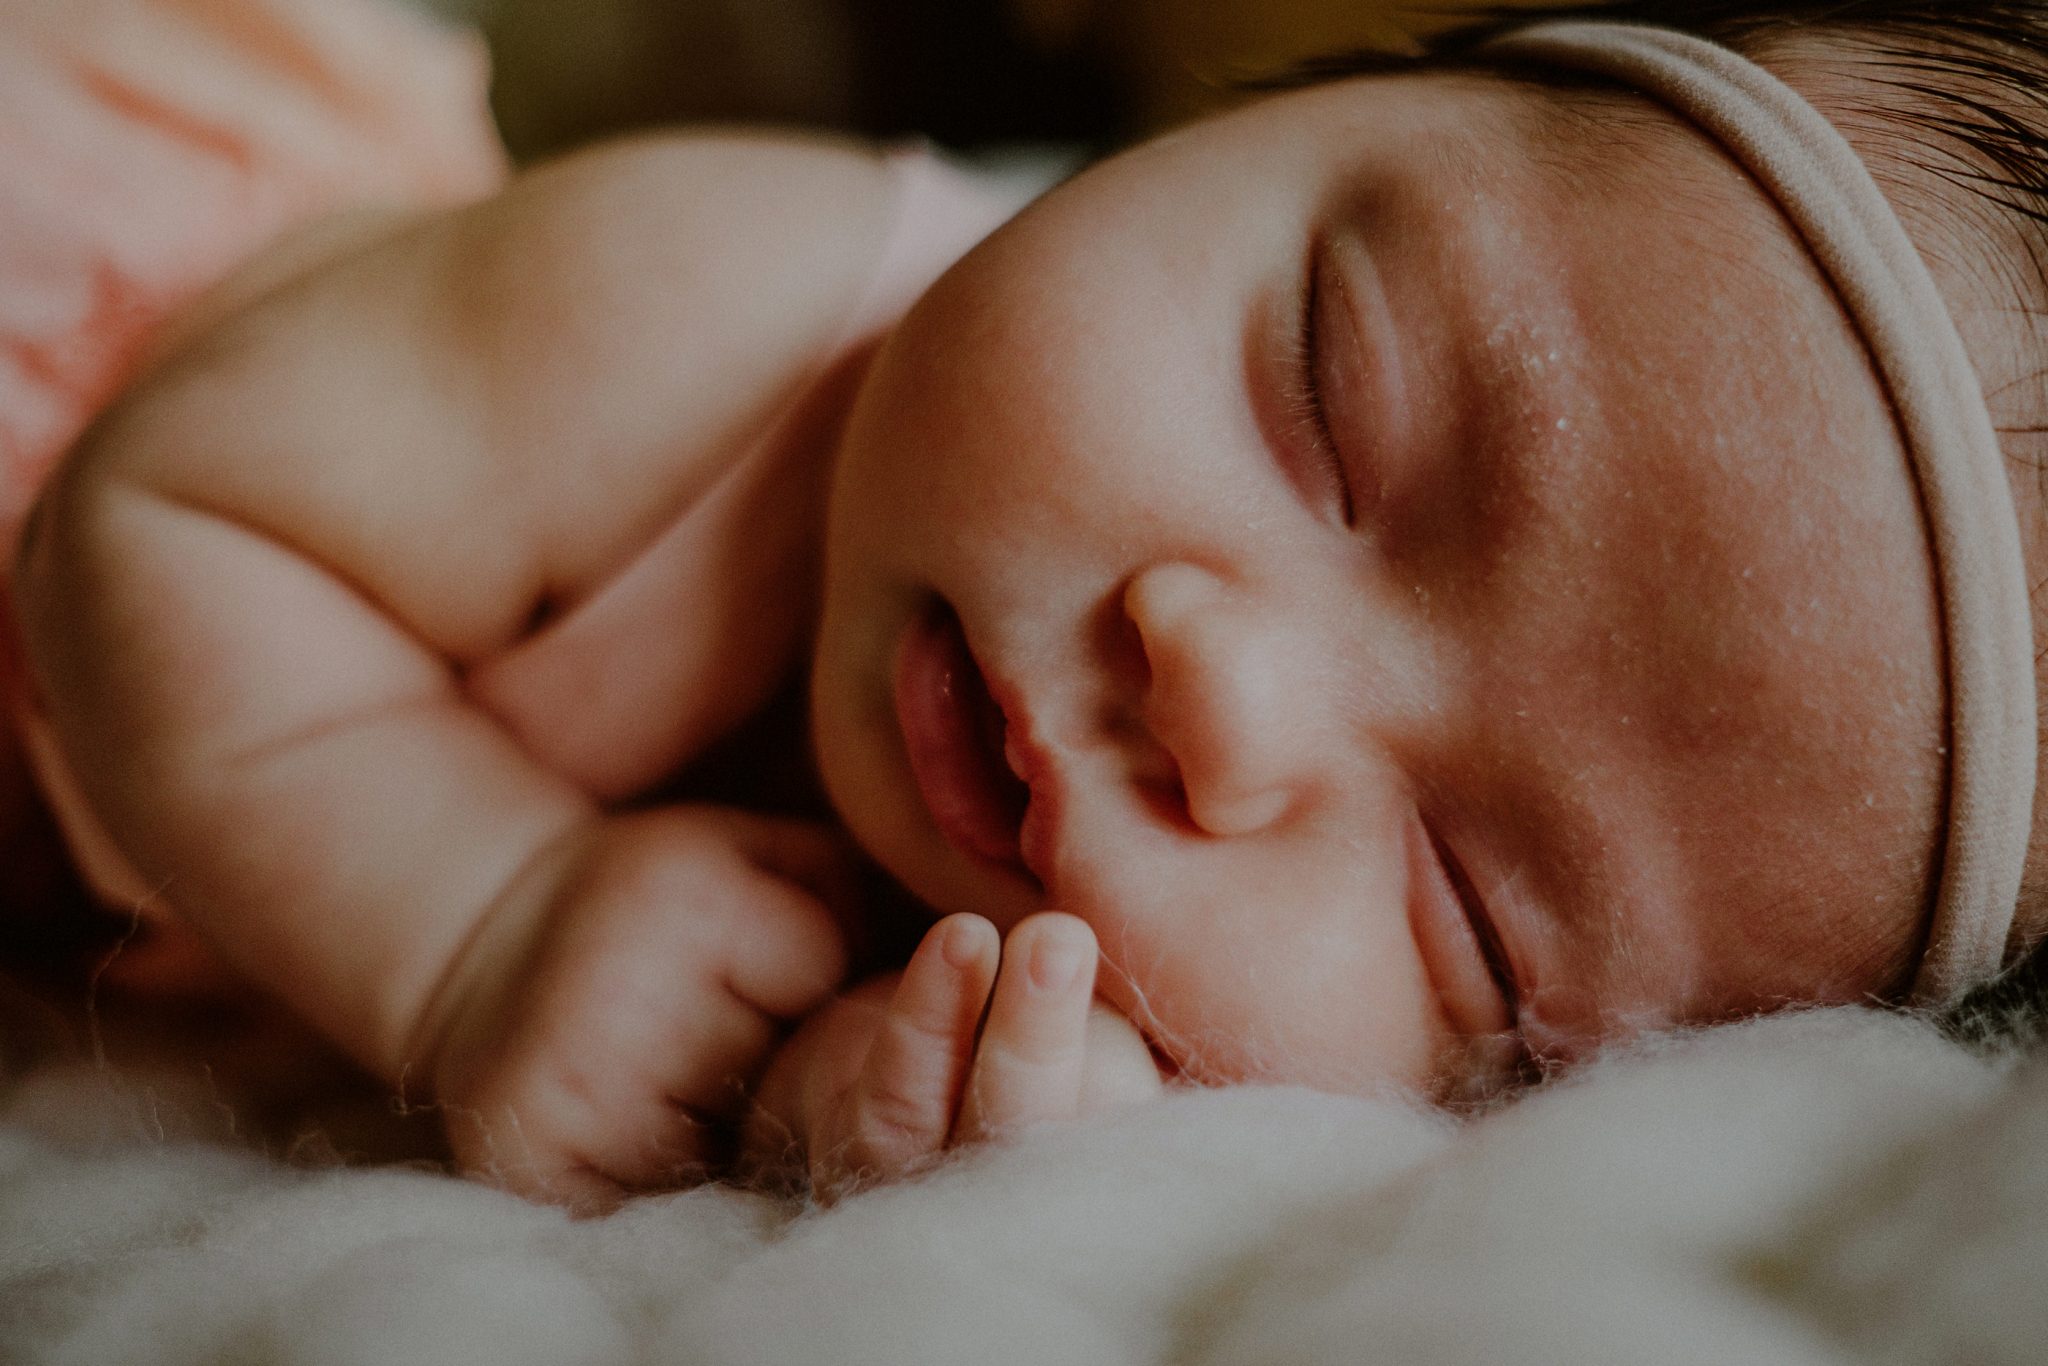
[10,0,2048,1209]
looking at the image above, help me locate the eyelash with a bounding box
[1286,249,1356,527]
[1435,832,1520,1025]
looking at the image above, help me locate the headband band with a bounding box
[1480,21,2037,1003]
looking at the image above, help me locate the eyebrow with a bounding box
[1296,58,1714,231]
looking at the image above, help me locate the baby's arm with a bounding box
[745,914,1166,1199]
[14,133,898,1206]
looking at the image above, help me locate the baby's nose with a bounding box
[1121,562,1320,837]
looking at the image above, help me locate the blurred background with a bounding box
[416,0,1428,162]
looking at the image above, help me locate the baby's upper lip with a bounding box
[967,631,1195,1076]
[973,656,1064,894]
[952,614,1103,933]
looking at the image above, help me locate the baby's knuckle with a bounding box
[987,1031,1081,1077]
[780,932,850,1000]
[851,1084,944,1152]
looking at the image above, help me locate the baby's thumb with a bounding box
[1078,1001,1168,1115]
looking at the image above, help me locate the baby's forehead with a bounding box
[1286,66,1771,239]
[1464,38,2042,363]
[1488,74,1791,238]
[1299,67,1831,315]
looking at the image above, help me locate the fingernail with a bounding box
[940,916,987,968]
[1028,930,1090,992]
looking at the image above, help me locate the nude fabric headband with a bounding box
[1479,21,2037,1003]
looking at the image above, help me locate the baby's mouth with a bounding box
[893,600,1033,875]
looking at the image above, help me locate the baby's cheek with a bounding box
[1078,1000,1168,1113]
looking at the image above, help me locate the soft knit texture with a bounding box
[1481,21,2039,1001]
[0,0,505,549]
[3,1004,2046,1364]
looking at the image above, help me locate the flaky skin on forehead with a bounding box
[1265,1,2048,1019]
[1275,1,2048,426]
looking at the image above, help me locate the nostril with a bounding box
[1131,762,1198,835]
[1091,582,1152,699]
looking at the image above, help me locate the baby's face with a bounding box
[811,69,1949,1095]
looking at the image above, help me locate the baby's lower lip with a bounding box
[892,601,1031,871]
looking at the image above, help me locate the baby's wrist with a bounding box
[386,814,599,1091]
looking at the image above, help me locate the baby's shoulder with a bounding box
[528,130,900,232]
[466,132,1050,380]
[456,132,904,360]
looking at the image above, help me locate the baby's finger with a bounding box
[611,993,786,1189]
[498,1158,631,1218]
[702,807,866,926]
[955,913,1097,1144]
[1079,1000,1168,1115]
[444,1101,633,1218]
[717,856,853,1020]
[829,914,998,1184]
[448,1000,771,1206]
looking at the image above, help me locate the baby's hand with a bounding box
[415,806,853,1213]
[745,913,1165,1200]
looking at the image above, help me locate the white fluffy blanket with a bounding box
[4,1004,2045,1364]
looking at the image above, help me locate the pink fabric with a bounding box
[0,0,507,544]
[0,0,504,960]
